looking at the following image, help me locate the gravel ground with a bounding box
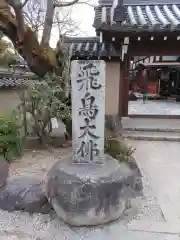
[131,168,164,221]
[0,147,165,239]
[9,148,72,179]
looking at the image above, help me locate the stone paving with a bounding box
[129,100,180,115]
[128,140,180,224]
[0,210,179,240]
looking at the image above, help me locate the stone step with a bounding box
[123,127,180,133]
[122,118,180,132]
[123,130,180,141]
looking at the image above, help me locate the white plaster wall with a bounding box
[105,61,120,115]
[0,89,20,115]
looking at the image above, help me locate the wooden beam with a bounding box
[102,30,180,42]
[129,40,180,55]
[122,54,130,117]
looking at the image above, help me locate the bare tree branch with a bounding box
[23,0,45,36]
[78,1,95,7]
[54,0,80,7]
[21,0,29,8]
[54,8,80,36]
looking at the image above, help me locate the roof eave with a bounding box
[94,23,180,34]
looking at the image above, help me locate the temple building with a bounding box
[63,0,180,117]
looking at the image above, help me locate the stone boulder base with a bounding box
[0,176,52,213]
[46,154,142,226]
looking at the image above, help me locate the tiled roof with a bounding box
[0,72,37,88]
[94,3,180,32]
[99,0,180,5]
[63,37,120,58]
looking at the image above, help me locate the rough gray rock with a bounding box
[105,115,122,136]
[0,157,9,188]
[46,154,143,226]
[0,176,52,213]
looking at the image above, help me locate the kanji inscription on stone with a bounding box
[70,60,105,163]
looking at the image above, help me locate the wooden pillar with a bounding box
[122,55,130,117]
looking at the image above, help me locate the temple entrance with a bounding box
[127,58,180,117]
[62,0,180,119]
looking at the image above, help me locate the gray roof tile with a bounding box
[99,0,180,6]
[63,37,120,58]
[0,72,37,88]
[94,3,180,32]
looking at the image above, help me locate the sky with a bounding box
[50,0,97,47]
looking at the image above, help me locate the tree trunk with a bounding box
[0,4,60,77]
[39,132,48,147]
[41,0,55,49]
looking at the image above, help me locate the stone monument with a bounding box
[46,60,142,226]
[71,60,105,163]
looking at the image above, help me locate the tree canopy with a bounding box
[0,0,80,76]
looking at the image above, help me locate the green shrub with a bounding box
[105,135,135,163]
[0,115,22,162]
